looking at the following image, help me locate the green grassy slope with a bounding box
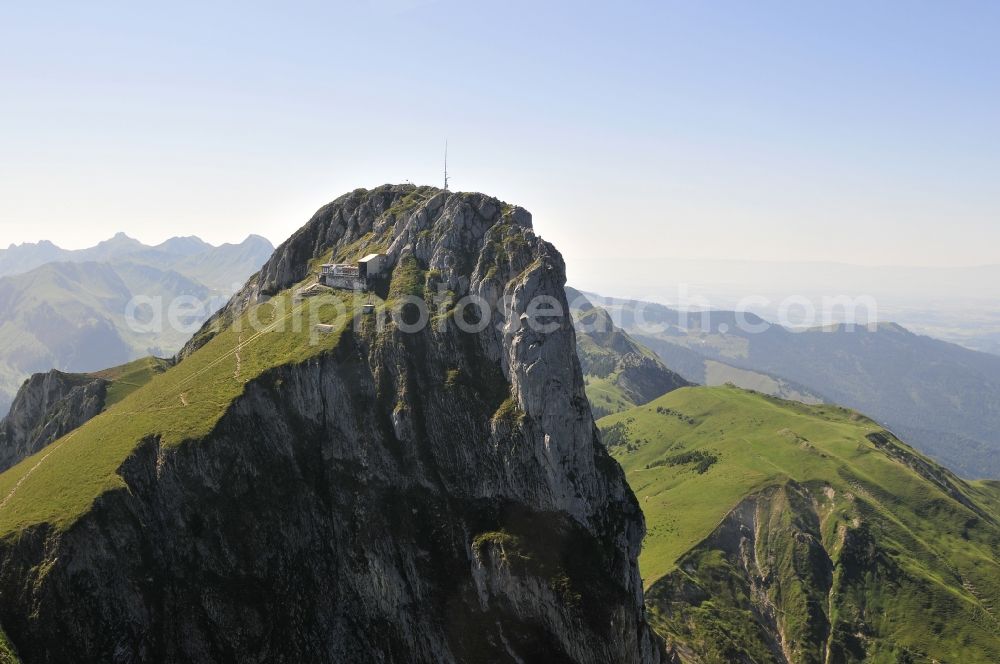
[0,287,371,536]
[600,386,1000,662]
[582,375,636,418]
[0,262,201,415]
[89,356,171,407]
[570,296,688,418]
[977,480,1000,507]
[604,294,1000,478]
[0,237,273,416]
[0,263,134,378]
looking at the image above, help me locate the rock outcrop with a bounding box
[0,624,18,664]
[648,483,835,664]
[0,185,668,663]
[0,370,107,472]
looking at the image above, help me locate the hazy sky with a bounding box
[2,0,998,274]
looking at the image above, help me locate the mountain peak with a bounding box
[186,184,534,339]
[0,184,665,662]
[4,239,60,251]
[154,235,212,256]
[107,232,135,242]
[237,234,274,250]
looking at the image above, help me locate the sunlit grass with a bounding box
[91,356,171,407]
[0,290,369,537]
[602,385,1000,660]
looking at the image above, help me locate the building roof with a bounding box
[359,253,385,263]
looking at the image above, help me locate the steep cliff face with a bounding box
[0,370,107,473]
[0,185,667,663]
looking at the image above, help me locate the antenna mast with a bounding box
[443,140,450,190]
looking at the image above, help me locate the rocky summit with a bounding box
[0,185,668,663]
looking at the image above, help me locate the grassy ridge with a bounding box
[600,387,883,584]
[582,375,636,418]
[90,356,171,407]
[610,296,1000,478]
[601,386,1000,661]
[976,480,1000,512]
[0,290,367,537]
[572,305,687,418]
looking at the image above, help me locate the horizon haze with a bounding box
[2,1,998,271]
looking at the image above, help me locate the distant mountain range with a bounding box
[0,234,273,414]
[569,257,1000,356]
[0,233,273,292]
[583,291,1000,479]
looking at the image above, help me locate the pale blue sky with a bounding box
[1,0,998,273]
